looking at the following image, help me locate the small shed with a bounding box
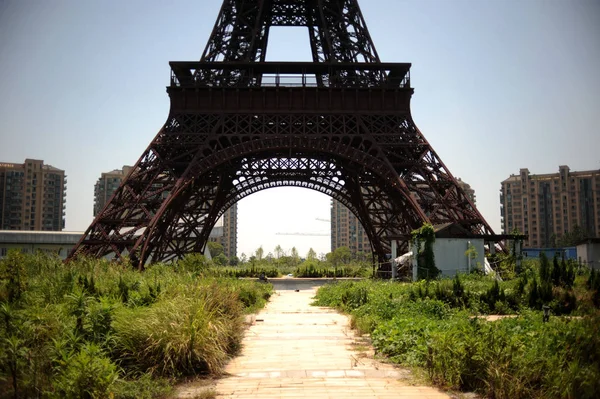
[390,224,524,280]
[429,223,485,278]
[576,238,600,270]
[406,223,485,279]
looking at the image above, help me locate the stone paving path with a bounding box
[177,281,450,399]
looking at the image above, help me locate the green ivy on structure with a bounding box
[411,223,439,280]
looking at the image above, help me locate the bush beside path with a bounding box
[0,251,272,399]
[313,272,600,399]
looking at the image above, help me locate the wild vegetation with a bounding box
[0,251,272,399]
[412,223,439,280]
[5,237,597,398]
[314,255,600,399]
[208,243,373,278]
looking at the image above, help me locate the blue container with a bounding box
[522,247,577,260]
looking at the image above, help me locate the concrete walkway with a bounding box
[177,280,450,399]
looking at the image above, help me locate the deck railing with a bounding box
[169,61,411,89]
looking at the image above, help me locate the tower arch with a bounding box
[68,0,495,269]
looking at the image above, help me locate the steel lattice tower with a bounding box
[69,0,496,269]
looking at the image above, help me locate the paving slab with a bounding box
[176,281,451,399]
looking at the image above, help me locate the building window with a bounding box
[0,248,6,257]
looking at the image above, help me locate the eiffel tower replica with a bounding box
[69,0,496,269]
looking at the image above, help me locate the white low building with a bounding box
[431,237,485,277]
[391,223,492,280]
[391,224,523,280]
[576,238,600,270]
[421,223,485,278]
[0,227,226,261]
[0,230,83,259]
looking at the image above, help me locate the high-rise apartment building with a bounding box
[0,159,66,231]
[93,166,133,216]
[456,178,476,204]
[94,166,237,257]
[210,203,238,258]
[331,177,477,254]
[500,166,600,248]
[330,199,371,254]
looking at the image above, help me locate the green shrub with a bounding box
[588,269,600,308]
[341,285,369,309]
[539,252,551,282]
[315,277,600,398]
[412,223,439,280]
[52,343,119,399]
[238,287,258,308]
[112,282,244,376]
[294,260,370,278]
[371,310,600,398]
[176,253,211,274]
[212,265,279,278]
[0,250,28,303]
[86,297,116,344]
[112,373,173,399]
[0,253,273,396]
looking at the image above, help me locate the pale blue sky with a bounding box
[1,0,598,258]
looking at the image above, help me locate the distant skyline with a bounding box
[1,0,598,258]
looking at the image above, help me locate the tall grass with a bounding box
[112,283,244,376]
[314,271,600,398]
[0,251,272,398]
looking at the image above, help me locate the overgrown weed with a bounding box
[314,264,600,398]
[0,251,272,398]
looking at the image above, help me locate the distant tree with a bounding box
[278,255,293,267]
[326,251,335,274]
[255,246,264,261]
[465,243,479,272]
[539,252,551,282]
[265,252,274,263]
[206,242,224,258]
[560,257,569,286]
[240,253,247,264]
[356,251,371,263]
[552,254,561,286]
[213,253,228,266]
[307,248,317,261]
[566,259,575,287]
[556,225,588,247]
[229,256,240,266]
[290,247,300,265]
[327,246,352,277]
[528,277,540,308]
[329,246,352,266]
[274,245,284,259]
